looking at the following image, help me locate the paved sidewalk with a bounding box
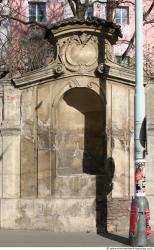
[0,230,153,247]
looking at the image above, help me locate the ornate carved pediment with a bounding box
[58,33,98,73]
[11,23,134,89]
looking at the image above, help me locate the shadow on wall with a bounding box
[60,87,106,176]
[96,158,129,246]
[96,157,115,234]
[62,87,116,233]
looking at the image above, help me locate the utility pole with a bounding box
[129,0,151,246]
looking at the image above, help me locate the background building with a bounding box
[0,0,153,75]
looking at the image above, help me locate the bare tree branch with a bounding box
[121,1,154,60]
[144,19,154,25]
[1,14,48,29]
[121,32,135,60]
[0,0,153,77]
[67,0,77,16]
[122,1,135,5]
[74,0,81,17]
[143,1,154,19]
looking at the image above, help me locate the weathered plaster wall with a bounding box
[0,77,100,231]
[107,79,134,198]
[0,83,21,199]
[0,73,135,232]
[1,198,96,231]
[1,74,154,234]
[103,79,134,232]
[0,24,139,233]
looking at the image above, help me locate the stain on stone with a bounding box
[35,101,43,110]
[38,124,50,149]
[15,204,31,226]
[50,130,56,151]
[55,175,96,197]
[20,136,37,197]
[111,136,115,150]
[21,121,34,140]
[110,127,132,152]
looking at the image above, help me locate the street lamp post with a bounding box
[129,0,151,246]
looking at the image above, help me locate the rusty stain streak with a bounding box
[35,101,43,110]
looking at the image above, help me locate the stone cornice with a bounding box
[53,25,118,45]
[12,65,56,88]
[9,63,137,89]
[50,17,122,44]
[106,62,135,85]
[145,76,154,85]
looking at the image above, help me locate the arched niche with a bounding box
[55,87,106,176]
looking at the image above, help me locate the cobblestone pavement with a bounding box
[0,230,153,247]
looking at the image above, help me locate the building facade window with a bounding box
[93,1,106,19]
[115,7,129,25]
[85,6,93,18]
[116,56,130,66]
[29,2,47,23]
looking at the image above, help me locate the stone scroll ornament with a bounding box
[135,160,146,197]
[59,33,98,73]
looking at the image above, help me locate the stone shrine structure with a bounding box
[0,18,153,233]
